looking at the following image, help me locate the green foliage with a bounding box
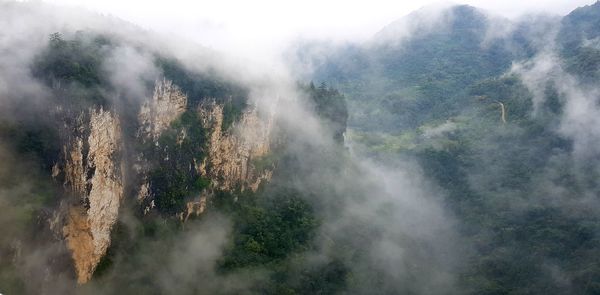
[88,211,191,295]
[32,32,113,106]
[0,137,60,293]
[149,168,191,214]
[468,76,534,122]
[311,6,515,132]
[146,110,210,214]
[558,2,600,82]
[221,98,246,130]
[93,216,181,280]
[13,4,600,294]
[216,132,353,293]
[310,4,600,290]
[0,121,61,170]
[348,129,418,154]
[564,46,600,81]
[301,82,349,143]
[410,76,600,293]
[374,6,510,92]
[155,57,248,130]
[216,190,318,269]
[156,57,244,102]
[558,1,600,55]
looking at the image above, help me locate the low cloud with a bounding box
[513,51,600,159]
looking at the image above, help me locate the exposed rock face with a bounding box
[63,207,95,283]
[138,78,188,140]
[136,78,188,207]
[137,80,276,212]
[197,100,274,191]
[53,79,276,283]
[183,192,208,222]
[56,108,123,284]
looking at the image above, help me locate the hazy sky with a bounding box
[44,0,596,55]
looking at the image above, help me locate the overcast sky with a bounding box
[44,0,596,55]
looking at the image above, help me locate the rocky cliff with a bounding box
[54,108,123,284]
[52,79,276,283]
[138,78,188,141]
[197,100,274,192]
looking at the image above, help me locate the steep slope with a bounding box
[136,78,276,217]
[558,1,600,81]
[0,26,279,284]
[56,108,123,283]
[2,1,599,294]
[294,5,562,133]
[298,2,600,294]
[197,100,274,192]
[303,5,520,131]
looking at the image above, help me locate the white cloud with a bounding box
[41,0,596,57]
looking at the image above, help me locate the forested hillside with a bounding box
[297,2,600,294]
[1,1,600,294]
[0,6,358,291]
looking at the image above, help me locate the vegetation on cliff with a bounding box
[2,1,600,294]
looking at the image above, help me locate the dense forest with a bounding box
[1,1,600,294]
[297,2,600,294]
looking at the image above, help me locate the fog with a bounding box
[1,0,599,294]
[42,0,596,57]
[0,1,464,293]
[513,51,600,159]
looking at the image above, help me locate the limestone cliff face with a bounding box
[55,108,123,284]
[136,78,189,206]
[138,78,188,141]
[137,80,276,212]
[197,100,274,192]
[53,79,276,283]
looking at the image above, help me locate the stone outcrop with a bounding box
[137,81,276,212]
[55,108,123,284]
[183,192,208,223]
[52,79,276,283]
[138,78,188,140]
[197,100,274,192]
[63,206,95,283]
[136,79,188,208]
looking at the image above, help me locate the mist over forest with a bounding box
[1,1,600,294]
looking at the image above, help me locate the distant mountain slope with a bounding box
[299,5,557,132]
[558,1,600,80]
[295,2,600,294]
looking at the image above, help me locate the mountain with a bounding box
[0,3,352,293]
[1,29,275,284]
[2,1,600,294]
[558,1,600,81]
[296,2,600,294]
[295,5,561,132]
